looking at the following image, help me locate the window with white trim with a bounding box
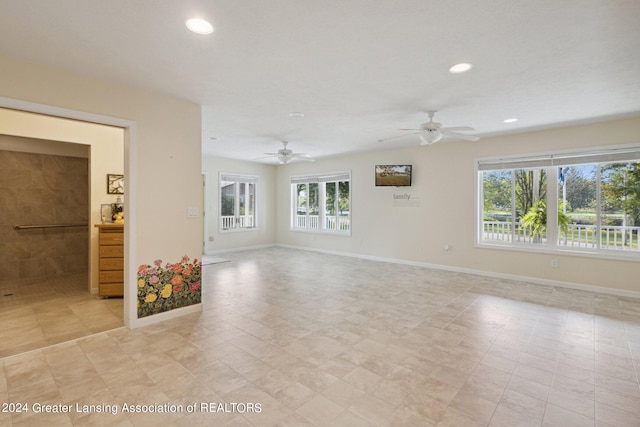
[478,146,640,256]
[219,173,257,231]
[291,171,351,234]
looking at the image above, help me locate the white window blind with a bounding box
[220,173,258,184]
[478,146,640,171]
[290,171,350,184]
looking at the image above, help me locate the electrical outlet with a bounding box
[551,258,558,268]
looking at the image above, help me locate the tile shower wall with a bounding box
[0,149,89,282]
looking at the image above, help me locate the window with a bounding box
[478,146,640,256]
[291,171,351,234]
[219,173,257,231]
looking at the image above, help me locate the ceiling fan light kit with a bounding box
[382,110,479,145]
[261,141,316,164]
[419,131,443,145]
[277,152,293,164]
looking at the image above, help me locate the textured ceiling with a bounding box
[1,0,639,163]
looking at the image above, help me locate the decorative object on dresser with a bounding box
[95,224,124,297]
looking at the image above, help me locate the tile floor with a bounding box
[1,247,639,426]
[0,273,124,358]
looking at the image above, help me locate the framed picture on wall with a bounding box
[107,174,124,194]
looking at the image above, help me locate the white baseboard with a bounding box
[129,303,203,329]
[276,244,640,300]
[204,244,275,256]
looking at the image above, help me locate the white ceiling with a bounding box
[1,1,640,163]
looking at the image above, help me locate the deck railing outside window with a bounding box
[221,215,255,230]
[482,221,640,251]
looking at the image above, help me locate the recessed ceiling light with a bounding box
[288,112,305,118]
[186,18,214,35]
[503,118,519,123]
[449,62,473,74]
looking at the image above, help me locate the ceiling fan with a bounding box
[262,141,315,164]
[380,110,480,145]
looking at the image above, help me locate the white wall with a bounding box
[276,116,640,294]
[202,156,277,253]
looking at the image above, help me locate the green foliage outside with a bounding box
[520,200,571,240]
[601,163,640,226]
[484,162,640,227]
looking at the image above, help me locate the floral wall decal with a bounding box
[137,255,201,318]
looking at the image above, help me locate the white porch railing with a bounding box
[295,215,350,231]
[221,215,255,230]
[296,214,319,229]
[483,221,640,251]
[560,224,639,250]
[325,216,351,231]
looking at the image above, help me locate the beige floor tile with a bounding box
[489,404,541,427]
[595,401,640,427]
[1,248,639,426]
[347,394,396,425]
[499,388,547,422]
[544,403,595,427]
[343,366,383,393]
[0,273,124,359]
[437,405,488,427]
[595,386,640,416]
[507,375,550,402]
[296,394,345,426]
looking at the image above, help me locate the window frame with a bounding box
[219,172,258,233]
[476,144,640,260]
[290,171,351,235]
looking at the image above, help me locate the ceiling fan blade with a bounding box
[378,132,420,142]
[253,155,277,161]
[443,131,480,141]
[291,154,316,162]
[398,128,422,131]
[441,126,474,132]
[263,152,278,155]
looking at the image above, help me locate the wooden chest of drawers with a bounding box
[95,224,124,297]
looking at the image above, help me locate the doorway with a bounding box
[0,102,134,357]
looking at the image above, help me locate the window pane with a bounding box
[478,150,640,256]
[326,182,336,216]
[239,182,246,215]
[237,182,255,228]
[482,170,512,243]
[515,168,547,244]
[290,173,350,234]
[220,179,235,230]
[325,182,336,230]
[296,184,306,215]
[308,183,319,228]
[296,184,306,228]
[220,174,257,232]
[338,181,350,231]
[601,162,640,250]
[558,165,597,249]
[247,183,255,216]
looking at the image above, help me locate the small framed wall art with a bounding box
[107,174,124,194]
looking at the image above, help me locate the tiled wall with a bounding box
[0,150,89,282]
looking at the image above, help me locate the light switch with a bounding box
[187,207,199,218]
